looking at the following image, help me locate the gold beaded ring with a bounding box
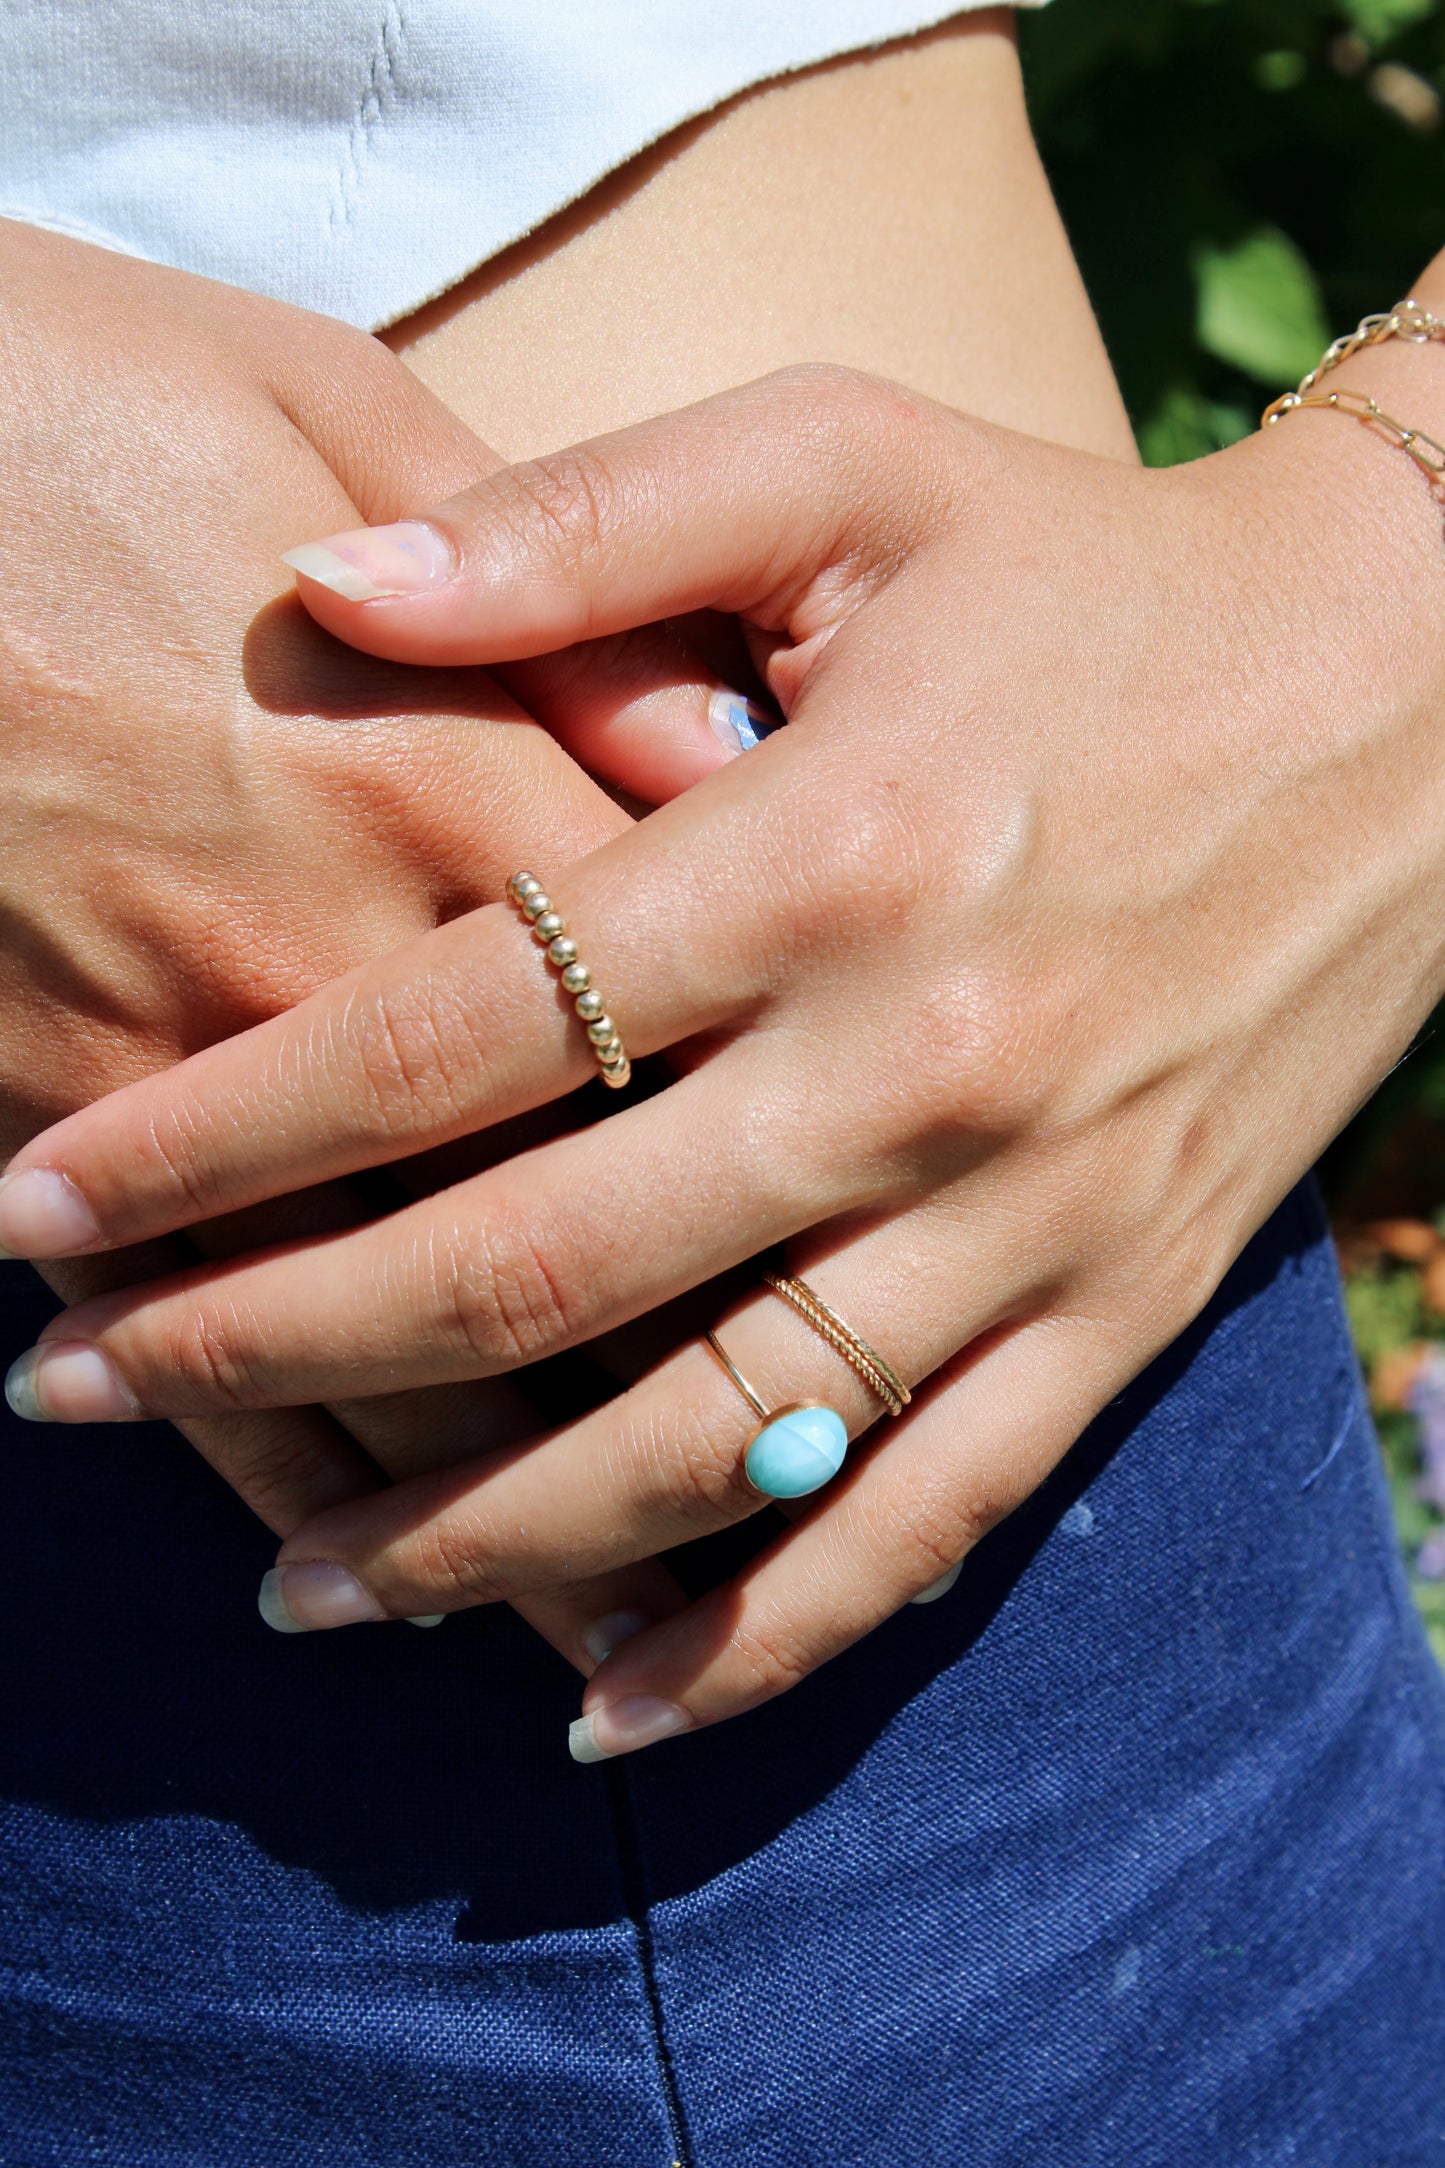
[507,872,631,1090]
[760,1270,911,1419]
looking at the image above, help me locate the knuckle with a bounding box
[763,768,928,974]
[410,1510,507,1607]
[440,1203,581,1369]
[165,1300,267,1411]
[728,1607,817,1701]
[141,1104,237,1222]
[492,449,621,584]
[872,1467,1006,1581]
[762,364,955,520]
[650,1403,759,1528]
[339,981,491,1144]
[768,363,896,443]
[909,1499,983,1578]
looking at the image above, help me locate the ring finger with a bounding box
[250,1189,1054,1620]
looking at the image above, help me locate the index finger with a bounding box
[0,726,839,1259]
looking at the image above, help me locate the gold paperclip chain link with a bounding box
[1262,296,1445,481]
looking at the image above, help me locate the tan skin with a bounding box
[21,285,1445,1766]
[382,14,1133,465]
[2,15,1140,1676]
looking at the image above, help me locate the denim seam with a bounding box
[607,1763,695,2168]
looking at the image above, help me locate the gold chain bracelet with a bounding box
[1262,295,1445,478]
[1290,296,1445,396]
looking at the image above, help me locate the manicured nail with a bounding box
[909,1560,963,1605]
[5,1342,140,1424]
[257,1560,386,1632]
[0,1169,102,1260]
[579,1610,651,1668]
[281,521,455,603]
[567,1695,694,1763]
[256,1569,307,1634]
[707,689,780,756]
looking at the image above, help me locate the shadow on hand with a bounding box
[0,1191,1318,1948]
[242,590,525,725]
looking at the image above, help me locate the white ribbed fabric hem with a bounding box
[0,1,1050,327]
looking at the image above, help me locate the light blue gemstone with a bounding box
[745,1405,848,1499]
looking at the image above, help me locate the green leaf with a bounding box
[1344,0,1437,48]
[1194,227,1331,386]
[1253,48,1307,90]
[1138,386,1253,466]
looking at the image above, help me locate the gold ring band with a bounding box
[507,872,631,1090]
[703,1331,769,1421]
[703,1327,851,1500]
[761,1271,910,1418]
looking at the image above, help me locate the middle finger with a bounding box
[10,1042,865,1420]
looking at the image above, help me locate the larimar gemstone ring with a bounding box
[705,1281,908,1500]
[704,1330,849,1499]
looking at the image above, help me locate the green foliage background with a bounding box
[1022,0,1445,465]
[1017,1,1445,1656]
[1019,0,1445,1214]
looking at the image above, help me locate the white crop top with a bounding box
[0,2,1041,329]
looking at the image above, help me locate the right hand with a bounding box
[0,216,708,1660]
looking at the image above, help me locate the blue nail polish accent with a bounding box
[745,1405,848,1498]
[709,690,781,755]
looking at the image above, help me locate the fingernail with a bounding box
[0,1169,102,1260]
[579,1609,651,1667]
[257,1560,386,1632]
[5,1341,140,1424]
[909,1560,963,1605]
[707,689,780,756]
[257,1569,306,1633]
[406,1613,446,1629]
[567,1695,694,1763]
[281,521,455,603]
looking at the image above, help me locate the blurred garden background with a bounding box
[1020,0,1445,1661]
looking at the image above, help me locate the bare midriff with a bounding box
[381,13,1136,467]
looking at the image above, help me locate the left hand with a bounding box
[5,364,1445,1757]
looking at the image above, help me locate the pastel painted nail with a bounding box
[579,1610,651,1668]
[0,1169,101,1260]
[257,1562,386,1632]
[568,1695,694,1763]
[5,1342,140,1423]
[707,689,781,756]
[909,1561,963,1605]
[281,520,454,602]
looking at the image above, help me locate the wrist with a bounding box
[1256,254,1445,520]
[1320,259,1445,443]
[1237,263,1445,675]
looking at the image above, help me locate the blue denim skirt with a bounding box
[2,1180,1443,2165]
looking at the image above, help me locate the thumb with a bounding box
[279,366,955,670]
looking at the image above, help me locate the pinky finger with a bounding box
[567,1315,1125,1760]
